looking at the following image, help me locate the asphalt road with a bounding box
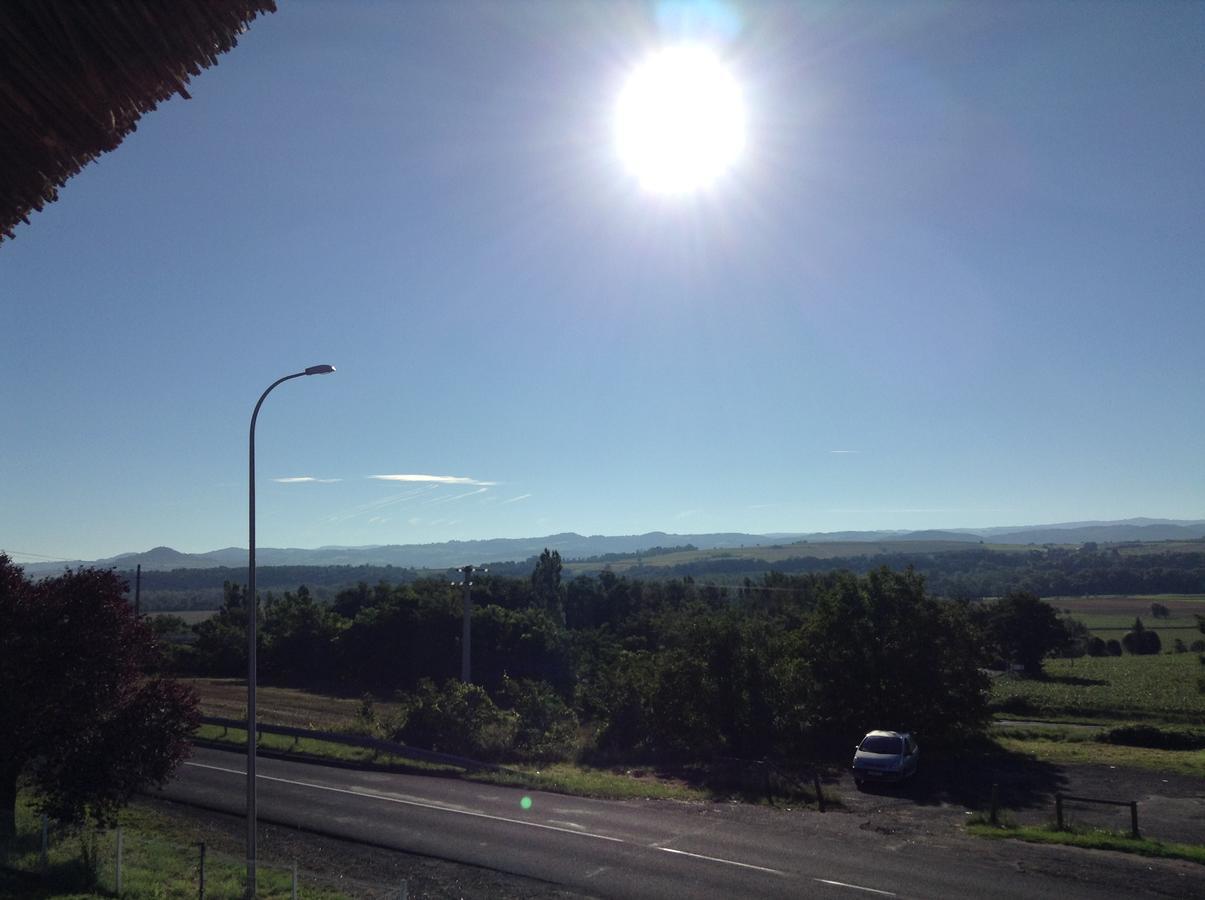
[158,747,1194,899]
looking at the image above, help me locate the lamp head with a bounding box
[305,364,336,376]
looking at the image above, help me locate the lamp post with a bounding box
[246,364,334,897]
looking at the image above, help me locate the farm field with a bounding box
[185,677,403,730]
[1048,594,1205,645]
[150,608,215,624]
[562,539,1035,574]
[991,652,1205,724]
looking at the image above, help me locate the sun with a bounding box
[614,45,745,195]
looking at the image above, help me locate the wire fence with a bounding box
[1,814,411,899]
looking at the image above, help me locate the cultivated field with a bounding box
[185,677,401,730]
[1049,594,1205,644]
[991,652,1205,724]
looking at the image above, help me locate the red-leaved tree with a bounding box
[0,554,198,837]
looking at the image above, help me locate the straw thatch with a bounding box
[0,0,277,242]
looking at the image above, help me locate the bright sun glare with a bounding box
[614,45,745,195]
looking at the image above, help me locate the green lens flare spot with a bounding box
[520,796,533,811]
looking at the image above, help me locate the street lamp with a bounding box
[246,364,334,897]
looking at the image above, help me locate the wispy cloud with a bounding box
[326,485,439,523]
[499,493,532,505]
[423,487,489,506]
[273,476,342,484]
[370,474,495,486]
[674,509,700,519]
[747,502,778,510]
[829,450,860,455]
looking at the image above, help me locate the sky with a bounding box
[3,0,1204,563]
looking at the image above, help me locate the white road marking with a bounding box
[546,819,586,830]
[655,846,785,875]
[184,761,625,843]
[813,878,897,896]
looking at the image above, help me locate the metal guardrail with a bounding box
[198,715,509,774]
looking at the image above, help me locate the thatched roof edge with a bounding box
[0,1,278,242]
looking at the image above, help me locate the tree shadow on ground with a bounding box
[1040,674,1109,687]
[850,741,1069,812]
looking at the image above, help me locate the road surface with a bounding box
[157,746,1195,898]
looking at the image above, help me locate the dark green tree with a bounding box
[797,568,989,743]
[982,591,1067,675]
[531,548,564,623]
[0,557,198,837]
[192,581,255,676]
[1121,617,1162,655]
[261,585,345,683]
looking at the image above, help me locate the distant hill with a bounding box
[17,519,1205,576]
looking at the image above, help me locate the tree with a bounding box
[1122,617,1161,655]
[796,568,990,744]
[982,591,1067,675]
[531,548,564,623]
[0,556,198,837]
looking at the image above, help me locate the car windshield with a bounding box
[860,736,903,755]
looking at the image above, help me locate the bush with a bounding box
[1097,725,1205,752]
[394,679,518,759]
[1087,636,1107,657]
[496,676,579,761]
[1106,639,1123,656]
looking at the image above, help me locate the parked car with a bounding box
[851,730,919,788]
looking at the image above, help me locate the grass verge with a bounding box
[967,819,1205,866]
[194,725,713,803]
[993,736,1205,778]
[0,793,350,899]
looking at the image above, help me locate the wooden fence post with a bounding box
[813,772,826,813]
[1055,793,1064,830]
[198,842,206,900]
[1130,801,1140,839]
[116,827,123,895]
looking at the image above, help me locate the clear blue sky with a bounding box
[3,0,1203,562]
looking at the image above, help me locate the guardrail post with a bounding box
[40,815,48,871]
[292,861,298,899]
[813,772,825,813]
[198,842,206,900]
[116,827,123,894]
[1055,793,1064,830]
[990,783,999,826]
[1130,801,1139,839]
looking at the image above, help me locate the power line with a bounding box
[0,548,78,561]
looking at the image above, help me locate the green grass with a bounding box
[967,820,1205,866]
[194,725,714,803]
[994,736,1205,778]
[467,762,711,802]
[0,794,350,899]
[990,652,1205,724]
[195,723,464,775]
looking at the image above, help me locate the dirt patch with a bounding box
[833,758,1205,846]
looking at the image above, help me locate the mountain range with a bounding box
[17,518,1205,575]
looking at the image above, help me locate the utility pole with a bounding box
[460,565,473,683]
[134,564,141,617]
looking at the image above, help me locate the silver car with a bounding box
[851,730,919,788]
